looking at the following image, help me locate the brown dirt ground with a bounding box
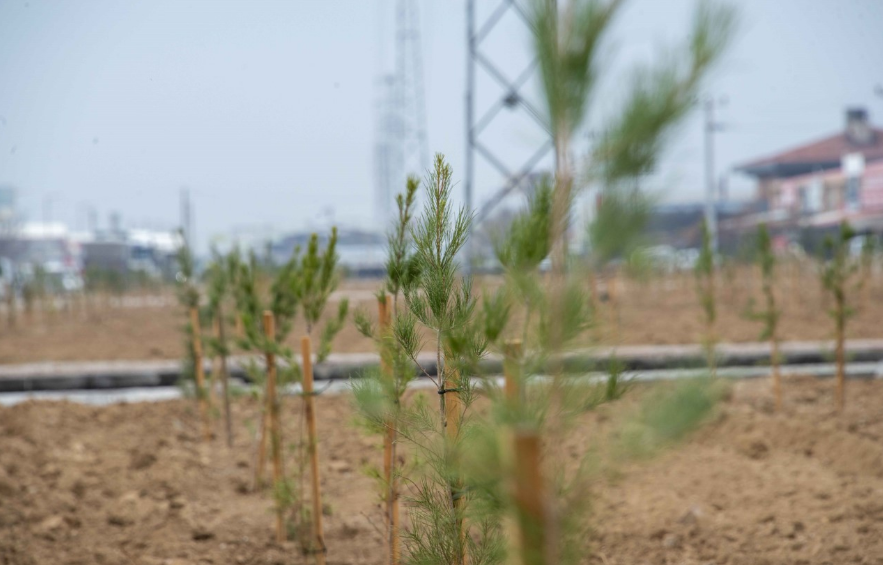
[1,376,881,564]
[0,269,881,364]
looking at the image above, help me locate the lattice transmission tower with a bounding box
[464,0,554,267]
[374,0,429,233]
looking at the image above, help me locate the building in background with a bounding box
[737,108,883,205]
[271,228,386,278]
[728,108,883,249]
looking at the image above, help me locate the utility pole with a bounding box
[180,187,192,251]
[703,97,724,253]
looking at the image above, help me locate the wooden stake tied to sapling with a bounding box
[352,176,419,565]
[293,228,348,556]
[189,307,212,442]
[176,231,211,442]
[262,310,286,543]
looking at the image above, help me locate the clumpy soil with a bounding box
[1,270,883,364]
[1,377,881,564]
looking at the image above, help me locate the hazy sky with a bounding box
[1,0,881,251]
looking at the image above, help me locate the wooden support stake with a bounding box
[189,307,212,442]
[209,316,222,410]
[263,311,285,543]
[302,336,327,565]
[378,296,400,565]
[216,307,234,448]
[513,430,547,565]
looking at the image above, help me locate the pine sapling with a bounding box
[175,230,211,440]
[262,310,286,543]
[301,335,327,564]
[352,176,419,565]
[745,224,782,410]
[206,251,234,447]
[695,220,717,376]
[292,228,348,553]
[386,155,493,565]
[820,222,859,412]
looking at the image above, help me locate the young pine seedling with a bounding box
[695,220,717,377]
[744,224,782,410]
[175,230,211,441]
[352,175,420,565]
[294,228,348,559]
[394,155,495,565]
[820,222,859,412]
[205,248,235,447]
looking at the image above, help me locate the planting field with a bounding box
[1,376,881,565]
[1,271,882,364]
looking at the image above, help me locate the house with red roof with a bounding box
[728,108,883,243]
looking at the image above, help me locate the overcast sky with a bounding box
[1,0,881,251]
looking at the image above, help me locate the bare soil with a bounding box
[0,270,882,364]
[1,376,881,564]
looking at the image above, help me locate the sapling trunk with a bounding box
[263,311,285,543]
[189,307,212,442]
[378,296,400,565]
[751,225,782,411]
[820,222,857,413]
[301,336,327,564]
